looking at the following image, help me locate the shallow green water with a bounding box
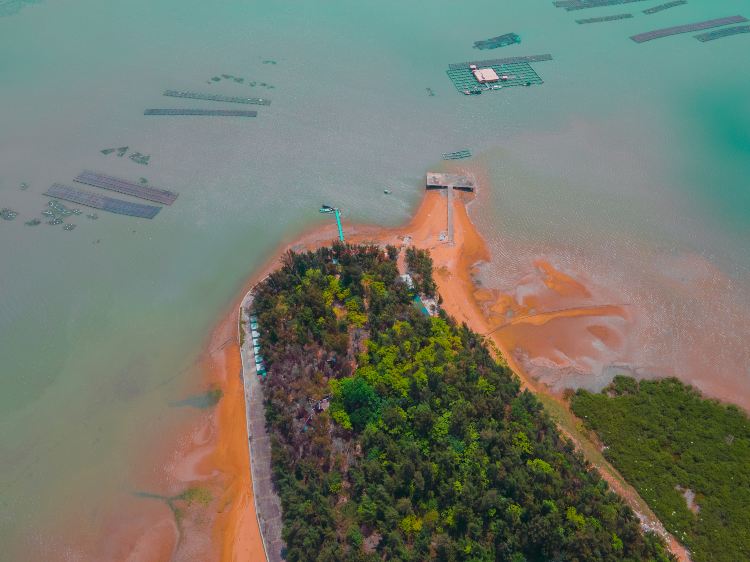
[1,0,749,556]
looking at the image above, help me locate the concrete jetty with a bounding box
[631,15,748,43]
[74,171,178,205]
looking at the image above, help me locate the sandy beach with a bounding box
[205,177,691,561]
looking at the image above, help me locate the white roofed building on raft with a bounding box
[470,64,499,83]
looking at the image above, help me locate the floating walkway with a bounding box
[555,0,646,11]
[144,109,258,117]
[643,0,687,15]
[442,150,472,160]
[695,25,750,41]
[577,14,633,24]
[74,171,178,205]
[474,33,521,50]
[163,90,271,106]
[448,54,552,71]
[45,184,161,219]
[630,15,748,43]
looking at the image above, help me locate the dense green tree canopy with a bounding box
[253,243,672,561]
[572,376,750,562]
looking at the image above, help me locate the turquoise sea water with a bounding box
[1,0,749,557]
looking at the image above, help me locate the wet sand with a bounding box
[220,180,691,561]
[42,177,695,560]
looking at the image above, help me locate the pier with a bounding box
[643,0,687,15]
[577,14,633,24]
[74,171,178,205]
[630,15,748,43]
[144,109,258,117]
[426,173,476,245]
[695,25,750,41]
[45,184,161,218]
[163,90,271,106]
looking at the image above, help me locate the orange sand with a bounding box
[244,186,690,562]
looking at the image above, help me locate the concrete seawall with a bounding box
[239,290,285,562]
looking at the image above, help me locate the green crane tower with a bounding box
[319,204,345,242]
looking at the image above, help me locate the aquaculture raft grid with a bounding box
[74,171,178,205]
[448,54,552,71]
[643,0,687,15]
[44,184,162,219]
[555,0,646,11]
[163,90,271,106]
[442,150,472,160]
[695,25,750,41]
[577,14,633,24]
[446,62,543,94]
[144,109,258,117]
[630,15,748,42]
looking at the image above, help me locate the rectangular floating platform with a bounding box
[643,0,687,15]
[474,33,521,50]
[426,173,475,191]
[557,0,647,11]
[631,15,748,42]
[144,109,258,117]
[44,184,161,219]
[442,150,472,160]
[695,25,750,41]
[448,53,552,71]
[447,62,543,94]
[74,171,178,205]
[163,90,271,106]
[577,13,633,24]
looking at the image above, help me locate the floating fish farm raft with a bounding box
[577,14,633,24]
[554,0,646,11]
[631,15,748,42]
[449,54,552,70]
[446,55,551,95]
[44,184,162,219]
[144,109,258,117]
[474,33,521,50]
[163,90,271,106]
[442,150,472,160]
[695,25,750,41]
[74,171,178,205]
[643,0,687,15]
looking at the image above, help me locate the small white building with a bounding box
[400,273,415,290]
[470,64,499,83]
